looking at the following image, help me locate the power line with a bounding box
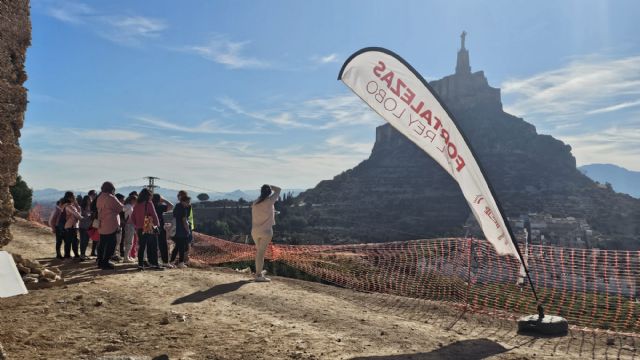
[155,177,221,194]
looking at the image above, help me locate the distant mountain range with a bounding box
[579,164,640,198]
[33,186,305,204]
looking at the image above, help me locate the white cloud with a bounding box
[502,55,640,130]
[218,93,382,130]
[132,115,267,135]
[72,129,145,141]
[182,35,268,69]
[312,53,339,65]
[42,1,166,46]
[46,1,92,24]
[326,135,372,154]
[99,16,167,46]
[20,123,369,191]
[585,99,640,115]
[501,54,640,171]
[21,90,381,192]
[558,124,640,171]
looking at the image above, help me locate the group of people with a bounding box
[48,182,195,271]
[47,181,282,282]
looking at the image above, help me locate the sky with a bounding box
[21,0,640,193]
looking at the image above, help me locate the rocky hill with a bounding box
[297,42,640,249]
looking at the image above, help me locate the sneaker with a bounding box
[111,255,121,262]
[123,257,134,264]
[177,262,188,269]
[137,265,144,271]
[56,255,63,260]
[164,263,175,269]
[151,265,165,271]
[254,276,271,282]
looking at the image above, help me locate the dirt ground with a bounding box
[1,219,637,360]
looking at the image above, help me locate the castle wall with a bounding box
[0,0,31,248]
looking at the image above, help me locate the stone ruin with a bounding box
[0,0,30,249]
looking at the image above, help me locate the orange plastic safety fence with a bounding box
[191,233,640,335]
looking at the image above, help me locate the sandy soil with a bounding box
[1,218,637,360]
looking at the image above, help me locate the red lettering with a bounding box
[373,61,386,77]
[410,100,424,114]
[455,155,466,172]
[380,71,394,88]
[447,143,457,159]
[420,109,432,125]
[391,78,406,97]
[441,129,450,144]
[433,116,442,131]
[401,88,415,105]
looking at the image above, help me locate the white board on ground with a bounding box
[0,251,28,298]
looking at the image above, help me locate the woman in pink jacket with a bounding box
[96,182,124,270]
[61,191,83,260]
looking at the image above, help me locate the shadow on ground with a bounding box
[172,280,251,305]
[351,338,507,359]
[39,256,140,285]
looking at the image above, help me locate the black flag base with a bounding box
[517,314,568,336]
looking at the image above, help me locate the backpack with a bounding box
[162,211,176,237]
[56,206,67,229]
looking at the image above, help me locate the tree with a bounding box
[197,193,210,201]
[212,220,232,236]
[10,175,32,212]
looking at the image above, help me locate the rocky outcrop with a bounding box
[0,0,31,248]
[298,37,640,249]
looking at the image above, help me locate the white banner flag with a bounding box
[339,48,520,259]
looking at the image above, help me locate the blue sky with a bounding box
[22,0,640,192]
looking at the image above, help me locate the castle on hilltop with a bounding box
[301,31,640,249]
[376,31,504,145]
[432,31,502,110]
